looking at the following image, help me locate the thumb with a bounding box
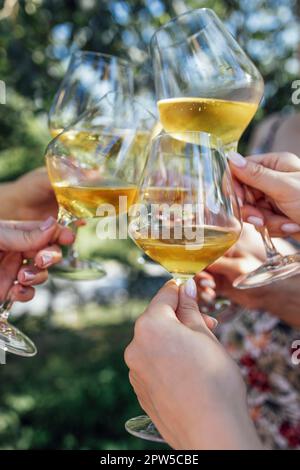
[177,279,215,333]
[0,217,58,252]
[228,151,284,199]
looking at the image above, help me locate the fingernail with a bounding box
[201,291,215,304]
[210,317,219,329]
[227,151,247,168]
[199,279,216,289]
[23,271,35,281]
[40,216,56,232]
[247,216,264,227]
[184,278,197,299]
[281,223,300,233]
[237,197,243,207]
[41,253,53,267]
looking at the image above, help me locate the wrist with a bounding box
[182,399,262,450]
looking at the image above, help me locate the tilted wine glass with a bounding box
[46,95,155,271]
[125,131,242,442]
[48,51,134,280]
[49,51,134,135]
[151,8,300,290]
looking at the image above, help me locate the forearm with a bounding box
[179,401,263,450]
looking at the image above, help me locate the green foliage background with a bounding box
[0,0,299,450]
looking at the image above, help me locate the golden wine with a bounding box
[132,226,238,276]
[142,186,196,205]
[158,97,258,146]
[52,180,137,218]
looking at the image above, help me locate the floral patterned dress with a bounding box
[217,310,300,449]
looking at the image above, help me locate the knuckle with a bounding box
[179,299,197,314]
[21,229,35,247]
[124,343,135,367]
[134,314,152,340]
[248,162,265,180]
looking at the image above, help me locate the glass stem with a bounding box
[57,206,79,265]
[0,299,13,322]
[257,226,281,260]
[58,206,77,227]
[172,274,192,286]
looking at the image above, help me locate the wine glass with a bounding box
[48,51,134,280]
[0,293,37,357]
[49,51,134,134]
[45,96,155,269]
[125,131,242,442]
[151,8,300,290]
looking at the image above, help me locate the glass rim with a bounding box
[71,50,133,68]
[152,130,224,148]
[65,90,157,129]
[150,7,215,49]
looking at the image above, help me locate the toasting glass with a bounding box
[48,51,134,280]
[46,94,156,277]
[151,8,300,291]
[125,131,242,441]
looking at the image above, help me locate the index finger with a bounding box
[246,152,300,172]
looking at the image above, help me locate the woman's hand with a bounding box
[1,168,58,221]
[0,217,74,303]
[125,279,262,450]
[228,151,300,239]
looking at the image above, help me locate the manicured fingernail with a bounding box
[201,292,215,304]
[40,216,56,231]
[281,223,300,233]
[41,254,53,267]
[227,151,247,168]
[199,279,216,289]
[184,278,197,298]
[237,197,243,207]
[247,216,264,227]
[23,271,35,281]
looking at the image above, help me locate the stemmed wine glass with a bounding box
[46,95,155,272]
[49,51,134,135]
[125,131,242,442]
[0,299,37,357]
[151,8,300,290]
[48,51,134,280]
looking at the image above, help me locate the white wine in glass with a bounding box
[158,97,258,147]
[125,131,242,442]
[48,52,134,280]
[151,8,300,289]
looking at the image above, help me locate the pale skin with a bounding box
[0,217,74,303]
[125,151,300,449]
[125,279,262,450]
[227,151,300,239]
[0,167,58,221]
